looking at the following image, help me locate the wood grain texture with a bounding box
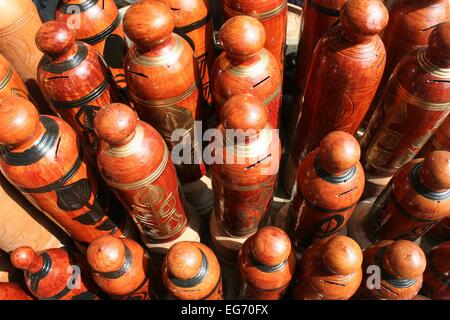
[0,97,126,245]
[426,217,450,244]
[0,283,33,300]
[419,115,450,157]
[0,52,30,101]
[420,241,450,300]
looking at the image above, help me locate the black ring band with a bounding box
[169,249,208,288]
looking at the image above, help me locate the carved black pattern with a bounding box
[103,34,127,69]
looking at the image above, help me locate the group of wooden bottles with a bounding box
[0,0,449,300]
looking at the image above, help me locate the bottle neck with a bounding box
[10,120,46,152]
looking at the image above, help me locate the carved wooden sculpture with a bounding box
[0,97,126,246]
[293,236,363,300]
[421,241,450,300]
[161,241,223,300]
[0,53,30,101]
[36,21,122,157]
[211,15,282,129]
[0,283,33,300]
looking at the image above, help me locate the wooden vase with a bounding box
[211,15,282,129]
[161,241,223,300]
[0,52,30,100]
[238,227,296,300]
[419,116,450,157]
[55,0,128,91]
[36,21,122,158]
[288,131,365,251]
[361,21,450,195]
[357,240,426,300]
[293,236,363,300]
[420,241,450,300]
[222,0,288,71]
[123,0,206,184]
[0,97,126,246]
[11,246,100,300]
[211,94,281,237]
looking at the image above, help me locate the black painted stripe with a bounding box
[79,15,121,45]
[314,155,357,184]
[169,249,208,288]
[376,247,417,289]
[308,0,341,17]
[28,252,52,292]
[58,0,99,13]
[42,43,88,74]
[51,78,109,108]
[410,162,450,201]
[97,245,132,279]
[173,14,211,34]
[0,116,59,166]
[252,255,288,273]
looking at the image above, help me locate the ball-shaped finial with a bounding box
[250,226,291,267]
[221,94,268,132]
[166,242,202,281]
[87,235,126,273]
[420,150,450,190]
[94,103,138,147]
[341,0,388,38]
[428,22,450,65]
[219,15,266,59]
[319,131,361,174]
[10,247,40,271]
[35,21,76,57]
[322,236,363,275]
[123,0,175,50]
[0,97,40,147]
[383,240,427,279]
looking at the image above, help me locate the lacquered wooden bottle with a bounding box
[36,21,122,157]
[419,116,450,157]
[361,21,450,197]
[11,246,100,300]
[238,226,296,300]
[123,0,205,185]
[365,0,450,127]
[357,240,426,300]
[211,94,281,237]
[349,151,450,247]
[55,0,128,90]
[95,103,200,252]
[293,236,363,300]
[87,235,155,300]
[0,0,50,113]
[426,218,450,244]
[158,0,215,109]
[0,173,66,253]
[0,97,125,246]
[288,131,364,251]
[0,283,33,300]
[211,15,283,129]
[421,241,449,300]
[222,0,288,70]
[0,53,30,100]
[161,241,223,300]
[286,0,388,191]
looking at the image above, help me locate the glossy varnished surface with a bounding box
[0,283,33,300]
[421,241,450,300]
[0,53,30,101]
[419,115,450,157]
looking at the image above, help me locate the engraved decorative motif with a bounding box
[130,36,184,67]
[223,1,287,20]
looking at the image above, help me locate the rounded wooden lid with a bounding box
[35,21,76,57]
[123,0,175,50]
[219,15,266,59]
[166,242,202,281]
[341,0,388,38]
[0,97,40,147]
[428,21,450,64]
[383,240,426,279]
[10,247,41,272]
[322,236,363,275]
[250,226,291,267]
[420,150,450,190]
[319,131,361,174]
[94,103,138,147]
[221,94,267,132]
[87,235,126,273]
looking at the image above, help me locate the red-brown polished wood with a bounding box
[211,94,281,236]
[55,0,128,90]
[419,116,450,157]
[211,15,283,129]
[365,0,450,126]
[290,0,388,165]
[0,97,125,245]
[289,131,365,250]
[0,283,33,300]
[36,21,122,157]
[361,151,450,243]
[361,21,450,186]
[421,241,450,300]
[158,0,215,108]
[357,240,426,300]
[11,246,100,300]
[94,103,188,245]
[238,226,296,300]
[293,236,363,300]
[123,0,205,183]
[161,241,223,300]
[87,235,155,300]
[426,217,450,244]
[0,0,51,113]
[223,0,288,70]
[0,53,30,101]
